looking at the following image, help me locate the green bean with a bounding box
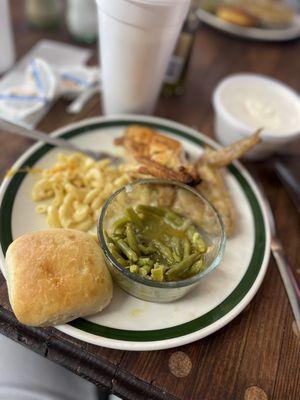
[126,207,143,229]
[139,267,148,277]
[152,239,174,264]
[112,216,130,232]
[129,264,139,274]
[108,243,128,267]
[165,253,200,281]
[170,237,182,257]
[179,219,192,231]
[164,219,181,230]
[126,223,140,254]
[114,227,125,236]
[187,226,199,241]
[164,209,188,230]
[164,210,184,227]
[170,238,181,262]
[172,251,181,263]
[180,258,205,279]
[186,226,207,253]
[193,258,205,272]
[151,265,165,281]
[137,257,153,266]
[138,243,155,255]
[136,205,166,217]
[116,232,126,241]
[110,234,123,248]
[108,241,117,252]
[117,239,138,262]
[104,230,112,244]
[186,225,195,239]
[140,264,152,274]
[193,236,207,253]
[183,238,191,258]
[106,204,208,281]
[139,210,161,223]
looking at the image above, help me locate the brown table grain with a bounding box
[0,2,299,399]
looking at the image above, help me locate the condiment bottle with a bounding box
[25,0,62,30]
[66,0,98,44]
[163,0,200,96]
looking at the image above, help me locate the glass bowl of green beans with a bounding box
[98,179,226,303]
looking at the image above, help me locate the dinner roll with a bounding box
[5,229,113,327]
[217,5,257,27]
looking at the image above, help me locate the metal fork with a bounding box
[0,118,122,163]
[258,182,300,331]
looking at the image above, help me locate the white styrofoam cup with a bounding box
[96,0,191,115]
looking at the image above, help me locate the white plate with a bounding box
[0,115,270,351]
[197,8,300,41]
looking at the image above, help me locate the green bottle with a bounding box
[163,0,200,96]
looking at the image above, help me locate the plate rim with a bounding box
[197,7,300,41]
[0,115,271,351]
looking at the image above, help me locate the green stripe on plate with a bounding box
[0,120,266,342]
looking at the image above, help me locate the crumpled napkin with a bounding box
[0,39,98,128]
[0,58,57,122]
[0,57,99,125]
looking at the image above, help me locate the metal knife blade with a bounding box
[259,183,300,330]
[274,158,300,214]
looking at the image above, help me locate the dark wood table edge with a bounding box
[0,304,179,400]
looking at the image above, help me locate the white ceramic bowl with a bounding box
[212,73,300,159]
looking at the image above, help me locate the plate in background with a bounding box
[197,7,300,41]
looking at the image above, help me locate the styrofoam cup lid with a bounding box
[96,0,191,28]
[127,0,189,4]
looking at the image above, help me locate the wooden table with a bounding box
[0,2,299,399]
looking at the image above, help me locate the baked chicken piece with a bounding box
[115,125,200,185]
[115,125,261,237]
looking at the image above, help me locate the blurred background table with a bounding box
[0,1,299,399]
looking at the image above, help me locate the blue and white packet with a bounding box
[0,58,57,122]
[0,40,93,127]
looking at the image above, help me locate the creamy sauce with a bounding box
[220,78,300,134]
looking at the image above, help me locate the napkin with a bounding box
[0,40,95,128]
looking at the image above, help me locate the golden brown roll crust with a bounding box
[5,229,113,326]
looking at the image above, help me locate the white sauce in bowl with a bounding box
[219,75,300,135]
